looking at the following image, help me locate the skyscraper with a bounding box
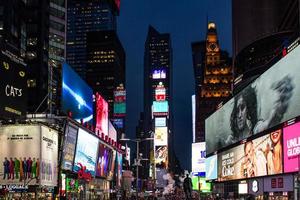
[66,0,118,79]
[192,22,233,142]
[143,26,173,177]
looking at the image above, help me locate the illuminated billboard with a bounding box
[62,122,78,170]
[0,50,27,118]
[108,121,117,141]
[192,142,205,176]
[205,155,218,180]
[0,125,58,186]
[218,130,282,181]
[95,93,109,136]
[155,117,166,127]
[155,146,168,167]
[152,69,166,79]
[154,127,168,146]
[192,177,211,192]
[113,103,126,116]
[206,44,300,155]
[155,83,166,101]
[116,152,123,187]
[96,143,110,177]
[114,88,126,116]
[73,128,99,176]
[62,63,93,123]
[153,101,168,116]
[112,118,123,129]
[283,122,300,173]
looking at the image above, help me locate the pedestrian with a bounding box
[183,174,192,200]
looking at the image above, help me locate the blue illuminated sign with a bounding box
[153,101,168,113]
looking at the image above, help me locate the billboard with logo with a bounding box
[116,152,123,187]
[114,89,126,117]
[95,93,109,136]
[0,50,27,118]
[192,142,206,176]
[96,143,110,177]
[155,84,166,101]
[73,128,99,176]
[112,118,123,129]
[155,117,166,127]
[0,125,58,186]
[62,63,93,123]
[205,155,218,180]
[108,121,117,141]
[154,127,168,146]
[62,122,78,170]
[153,101,168,116]
[206,44,300,155]
[152,69,166,79]
[155,146,168,167]
[40,126,58,186]
[218,130,282,181]
[283,122,300,173]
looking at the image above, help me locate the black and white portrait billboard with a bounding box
[0,50,27,118]
[206,44,300,155]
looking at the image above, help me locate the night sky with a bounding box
[117,0,232,171]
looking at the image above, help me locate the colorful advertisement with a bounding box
[154,127,168,146]
[0,50,27,118]
[62,62,93,123]
[0,125,41,186]
[66,177,79,193]
[155,146,168,167]
[218,130,283,181]
[62,122,78,170]
[152,69,166,79]
[155,84,166,101]
[192,177,211,192]
[205,155,218,180]
[112,118,123,129]
[206,44,300,155]
[116,152,123,187]
[95,93,108,136]
[73,128,99,176]
[96,143,110,177]
[192,142,206,176]
[108,121,117,141]
[113,103,126,116]
[283,122,300,173]
[40,126,58,186]
[153,101,168,114]
[107,150,116,180]
[155,117,166,127]
[156,168,167,188]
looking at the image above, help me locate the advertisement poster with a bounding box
[155,146,168,167]
[112,118,123,129]
[154,127,168,146]
[62,123,78,170]
[0,125,40,186]
[62,62,93,123]
[152,69,166,79]
[40,126,58,186]
[116,152,123,187]
[205,155,218,180]
[153,101,168,113]
[73,128,99,176]
[108,121,117,141]
[192,142,206,175]
[95,93,108,136]
[206,45,300,155]
[96,143,110,177]
[155,117,166,127]
[283,122,300,173]
[0,50,27,118]
[218,130,283,181]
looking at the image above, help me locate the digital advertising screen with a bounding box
[218,130,283,181]
[156,168,167,188]
[95,93,109,136]
[155,146,168,166]
[40,126,58,186]
[192,142,206,176]
[155,117,166,127]
[154,127,168,146]
[113,103,126,116]
[206,44,300,155]
[96,143,110,177]
[153,101,168,113]
[155,85,166,101]
[112,118,123,129]
[0,50,27,118]
[192,177,211,192]
[62,122,78,171]
[205,155,218,180]
[73,128,99,176]
[0,125,41,186]
[108,121,117,141]
[117,152,123,187]
[107,150,116,180]
[152,69,166,79]
[114,89,126,102]
[283,122,300,173]
[62,62,93,123]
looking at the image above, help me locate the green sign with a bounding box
[192,177,212,193]
[66,178,79,192]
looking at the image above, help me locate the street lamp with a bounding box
[120,137,154,199]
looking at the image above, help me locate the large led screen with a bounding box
[192,142,206,175]
[108,121,117,141]
[40,126,58,186]
[218,130,283,181]
[152,69,166,79]
[62,63,93,123]
[205,155,218,180]
[107,150,116,180]
[117,152,123,187]
[73,128,99,176]
[112,118,123,129]
[96,143,110,177]
[154,127,168,146]
[0,50,27,118]
[206,45,300,155]
[155,146,168,166]
[0,125,40,185]
[62,122,78,170]
[153,101,168,113]
[155,117,166,127]
[283,122,300,173]
[113,103,126,115]
[95,93,109,136]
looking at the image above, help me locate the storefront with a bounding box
[248,178,264,200]
[263,174,294,200]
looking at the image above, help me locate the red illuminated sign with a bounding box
[155,83,166,101]
[77,163,92,182]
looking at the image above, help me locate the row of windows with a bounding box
[88,59,114,64]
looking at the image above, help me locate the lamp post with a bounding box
[120,137,154,200]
